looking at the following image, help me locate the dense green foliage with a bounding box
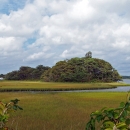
[86,93,130,130]
[3,52,122,82]
[41,57,122,82]
[5,65,50,80]
[0,99,22,129]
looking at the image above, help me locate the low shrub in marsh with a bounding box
[0,99,23,130]
[86,93,130,130]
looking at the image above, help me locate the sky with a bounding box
[0,0,130,76]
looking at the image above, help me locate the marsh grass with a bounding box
[0,81,129,92]
[0,92,127,130]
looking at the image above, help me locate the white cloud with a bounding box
[0,37,23,52]
[27,52,44,60]
[67,0,96,22]
[0,22,12,32]
[115,24,130,36]
[0,0,130,75]
[26,51,54,62]
[61,50,68,58]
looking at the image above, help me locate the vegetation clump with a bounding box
[41,53,122,82]
[86,93,130,130]
[0,99,23,129]
[5,65,50,80]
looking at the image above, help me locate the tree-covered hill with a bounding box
[4,52,122,82]
[41,56,122,82]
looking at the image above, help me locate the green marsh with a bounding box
[0,92,128,130]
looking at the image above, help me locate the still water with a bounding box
[73,79,130,92]
[123,79,130,84]
[31,79,130,93]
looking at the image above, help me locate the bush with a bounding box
[86,93,130,130]
[0,99,23,130]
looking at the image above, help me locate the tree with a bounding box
[0,74,5,78]
[85,51,92,58]
[5,71,19,80]
[5,65,50,80]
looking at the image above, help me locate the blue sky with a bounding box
[0,0,27,14]
[0,0,130,76]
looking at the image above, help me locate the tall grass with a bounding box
[0,92,127,130]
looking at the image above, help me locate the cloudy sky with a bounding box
[0,0,130,75]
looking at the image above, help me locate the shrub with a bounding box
[0,99,23,130]
[86,93,130,130]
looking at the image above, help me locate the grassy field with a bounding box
[0,81,129,91]
[0,81,130,129]
[0,92,128,130]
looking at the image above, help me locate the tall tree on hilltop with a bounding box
[85,51,92,58]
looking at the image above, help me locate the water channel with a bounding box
[69,79,130,92]
[33,79,130,93]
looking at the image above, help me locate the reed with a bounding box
[0,92,127,130]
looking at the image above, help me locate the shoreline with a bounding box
[0,80,130,92]
[0,86,118,92]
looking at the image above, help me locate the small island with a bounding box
[41,51,122,82]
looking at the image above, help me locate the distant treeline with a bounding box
[122,76,130,79]
[0,52,122,82]
[4,65,50,80]
[0,74,5,78]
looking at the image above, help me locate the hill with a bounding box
[41,56,122,82]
